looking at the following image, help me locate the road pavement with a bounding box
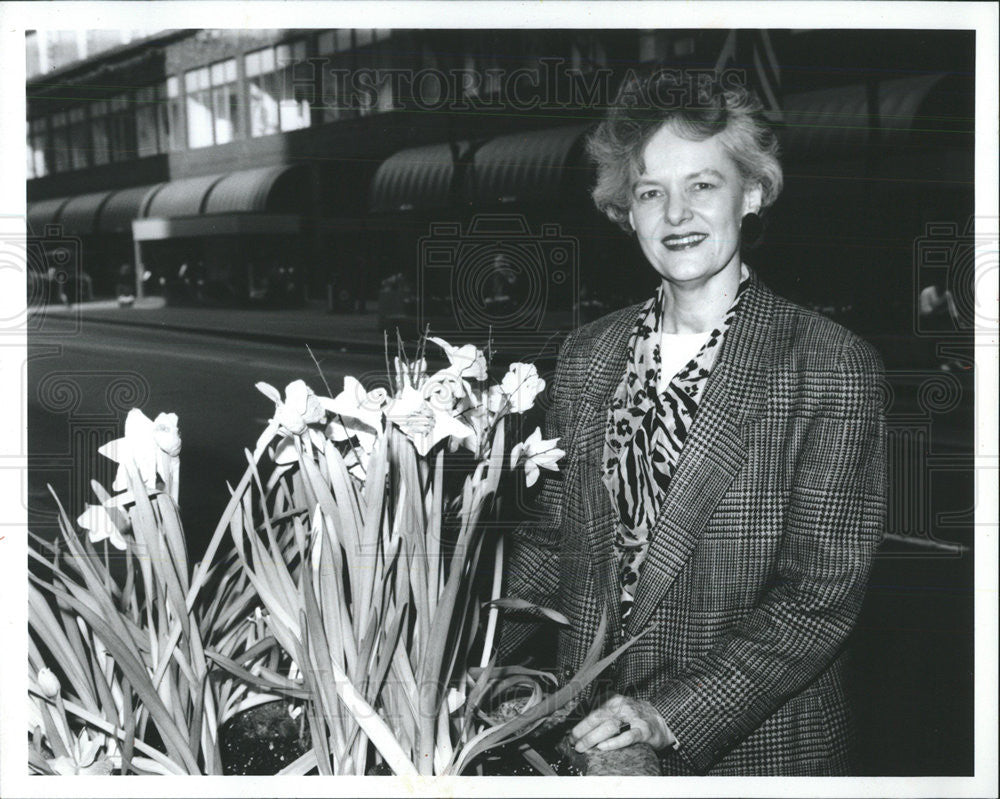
[27,315,386,555]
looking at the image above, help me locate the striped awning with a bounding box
[58,191,113,236]
[203,164,310,215]
[144,173,226,218]
[779,73,961,162]
[470,123,593,206]
[99,184,163,234]
[26,197,70,236]
[369,143,462,213]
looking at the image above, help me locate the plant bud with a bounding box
[37,667,61,698]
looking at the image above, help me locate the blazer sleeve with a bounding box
[649,338,887,773]
[496,333,577,664]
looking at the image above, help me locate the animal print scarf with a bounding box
[602,265,751,623]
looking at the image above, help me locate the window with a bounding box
[358,69,394,117]
[246,47,278,136]
[67,108,88,170]
[29,117,49,178]
[26,121,35,179]
[317,32,352,123]
[108,92,137,163]
[165,77,183,151]
[246,41,310,137]
[89,101,110,165]
[318,29,351,55]
[277,41,310,131]
[462,53,503,99]
[185,66,213,148]
[135,85,159,157]
[50,112,70,173]
[570,36,607,73]
[185,60,242,149]
[210,59,241,144]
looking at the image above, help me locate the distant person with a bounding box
[918,283,958,331]
[117,262,135,307]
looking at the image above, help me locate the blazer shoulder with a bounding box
[562,302,644,355]
[772,293,884,375]
[548,302,642,400]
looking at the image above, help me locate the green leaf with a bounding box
[486,597,571,626]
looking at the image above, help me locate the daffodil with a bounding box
[500,363,546,414]
[427,336,488,381]
[97,408,181,502]
[36,667,61,698]
[253,379,329,463]
[385,385,473,457]
[510,426,565,487]
[319,375,386,448]
[316,376,389,480]
[47,729,113,775]
[422,367,473,413]
[77,503,128,550]
[257,380,325,436]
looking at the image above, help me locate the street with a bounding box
[27,316,386,556]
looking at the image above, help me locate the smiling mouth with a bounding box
[661,233,708,251]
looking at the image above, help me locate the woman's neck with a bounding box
[659,262,743,334]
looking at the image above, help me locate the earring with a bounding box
[741,212,764,248]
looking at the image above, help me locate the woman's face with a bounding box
[628,124,761,289]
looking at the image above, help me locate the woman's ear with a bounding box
[742,183,763,216]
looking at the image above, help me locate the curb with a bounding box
[74,313,390,355]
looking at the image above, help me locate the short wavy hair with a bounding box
[587,70,784,232]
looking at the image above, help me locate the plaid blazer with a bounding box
[500,268,887,775]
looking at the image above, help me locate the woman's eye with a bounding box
[692,182,716,192]
[637,188,661,201]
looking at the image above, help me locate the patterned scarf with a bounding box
[603,265,751,623]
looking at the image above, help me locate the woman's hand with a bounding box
[569,693,677,752]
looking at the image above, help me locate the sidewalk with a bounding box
[37,297,388,353]
[34,298,972,372]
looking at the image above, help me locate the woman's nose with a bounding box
[663,193,692,226]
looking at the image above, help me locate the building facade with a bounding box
[26,28,973,332]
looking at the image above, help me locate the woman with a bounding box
[499,73,886,776]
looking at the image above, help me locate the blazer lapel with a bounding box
[565,304,639,649]
[626,271,777,635]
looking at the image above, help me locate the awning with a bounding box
[132,214,300,241]
[369,143,461,213]
[780,73,954,162]
[99,183,163,234]
[470,123,593,206]
[26,197,70,236]
[204,164,310,215]
[58,191,113,236]
[144,173,227,218]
